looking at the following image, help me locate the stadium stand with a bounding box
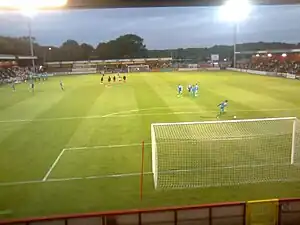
[237,53,300,75]
[46,62,73,73]
[0,67,30,84]
[72,61,97,73]
[0,55,39,84]
[44,58,174,75]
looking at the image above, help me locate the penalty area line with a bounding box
[42,149,65,181]
[0,106,187,123]
[0,172,153,187]
[103,108,300,118]
[64,142,151,151]
[0,107,299,123]
[0,163,297,187]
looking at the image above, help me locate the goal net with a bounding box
[128,65,150,73]
[151,117,300,189]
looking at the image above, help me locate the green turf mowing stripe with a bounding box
[0,72,300,220]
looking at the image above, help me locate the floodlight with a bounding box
[282,53,287,57]
[256,54,260,57]
[219,0,252,22]
[0,0,68,9]
[20,7,38,18]
[268,53,272,57]
[224,58,227,61]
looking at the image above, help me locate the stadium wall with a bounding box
[1,198,300,225]
[150,68,174,72]
[177,68,220,72]
[228,68,299,80]
[151,68,160,72]
[160,68,173,72]
[51,71,97,76]
[72,67,97,73]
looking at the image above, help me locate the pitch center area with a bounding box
[1,72,300,219]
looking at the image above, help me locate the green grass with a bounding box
[0,71,300,220]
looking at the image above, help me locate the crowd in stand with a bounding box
[45,60,174,74]
[237,54,300,75]
[97,60,172,73]
[148,60,172,69]
[3,54,300,85]
[0,67,33,84]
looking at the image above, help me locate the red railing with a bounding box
[1,198,300,225]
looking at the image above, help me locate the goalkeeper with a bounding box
[217,100,228,118]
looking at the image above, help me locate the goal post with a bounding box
[151,117,300,189]
[128,65,150,73]
[291,119,298,164]
[151,124,158,189]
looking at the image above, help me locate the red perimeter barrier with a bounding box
[1,198,300,225]
[0,201,245,225]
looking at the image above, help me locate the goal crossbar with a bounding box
[127,65,150,73]
[152,117,297,126]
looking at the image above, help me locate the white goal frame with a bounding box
[127,64,150,73]
[151,117,299,189]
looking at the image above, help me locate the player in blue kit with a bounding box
[195,83,199,96]
[177,84,183,97]
[217,100,228,118]
[191,85,197,97]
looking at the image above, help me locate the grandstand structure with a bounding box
[45,58,173,74]
[235,49,300,75]
[0,54,38,84]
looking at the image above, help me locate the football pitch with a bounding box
[0,71,300,220]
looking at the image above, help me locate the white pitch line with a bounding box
[0,163,298,187]
[105,111,207,118]
[0,115,104,123]
[101,109,141,118]
[0,107,299,123]
[64,142,151,151]
[42,149,65,181]
[103,108,300,118]
[0,172,153,187]
[0,179,44,187]
[0,210,12,215]
[0,106,187,123]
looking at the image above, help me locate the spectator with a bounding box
[237,54,300,75]
[0,67,30,84]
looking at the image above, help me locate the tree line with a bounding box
[0,34,299,62]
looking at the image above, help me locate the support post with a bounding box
[28,18,35,71]
[140,140,145,201]
[291,119,297,164]
[233,22,238,68]
[151,124,158,189]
